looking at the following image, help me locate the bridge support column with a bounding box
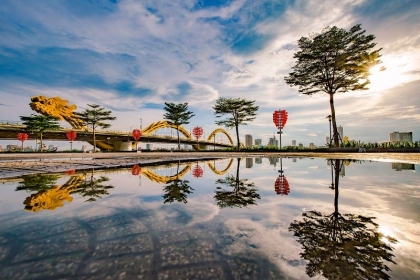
[114,141,133,151]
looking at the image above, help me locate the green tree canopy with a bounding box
[214,158,260,208]
[70,170,114,202]
[20,114,61,151]
[284,24,382,147]
[75,104,116,152]
[289,160,397,280]
[16,174,59,192]
[163,102,195,150]
[213,97,259,150]
[163,179,194,204]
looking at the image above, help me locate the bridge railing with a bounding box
[0,120,24,126]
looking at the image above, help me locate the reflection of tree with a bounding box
[289,159,397,280]
[70,169,114,202]
[162,160,194,204]
[163,179,194,204]
[214,158,260,208]
[16,174,59,192]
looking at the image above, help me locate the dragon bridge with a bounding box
[28,96,236,151]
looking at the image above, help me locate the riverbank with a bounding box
[1,152,419,180]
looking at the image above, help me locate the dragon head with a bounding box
[29,96,85,129]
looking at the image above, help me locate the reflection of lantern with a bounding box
[131,165,141,176]
[274,175,290,195]
[273,110,288,129]
[17,132,28,150]
[65,170,75,175]
[192,126,203,141]
[192,164,204,178]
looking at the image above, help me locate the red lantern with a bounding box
[192,126,203,140]
[132,129,142,140]
[273,110,288,129]
[274,175,290,195]
[17,132,28,151]
[17,132,28,142]
[192,164,204,178]
[131,165,141,176]
[66,131,77,141]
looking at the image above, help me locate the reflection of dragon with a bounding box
[24,175,85,212]
[30,96,85,129]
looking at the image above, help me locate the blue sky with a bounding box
[1,0,420,148]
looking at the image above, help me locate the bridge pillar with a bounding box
[114,141,133,151]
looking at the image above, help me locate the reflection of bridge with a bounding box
[0,120,235,150]
[9,158,235,212]
[140,158,234,183]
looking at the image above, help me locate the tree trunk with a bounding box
[177,125,181,150]
[40,133,44,152]
[334,159,340,214]
[93,126,96,153]
[235,157,240,195]
[235,124,240,150]
[329,92,339,147]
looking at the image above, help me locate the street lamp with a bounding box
[326,115,332,147]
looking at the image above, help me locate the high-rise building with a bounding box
[309,143,316,149]
[292,140,296,146]
[390,131,413,143]
[326,136,330,146]
[245,134,253,147]
[246,158,253,168]
[255,139,262,147]
[337,125,344,139]
[268,134,278,147]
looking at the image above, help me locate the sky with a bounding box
[1,0,420,149]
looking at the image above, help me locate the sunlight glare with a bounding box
[367,54,417,93]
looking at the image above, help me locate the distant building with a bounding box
[255,158,263,164]
[309,143,316,149]
[298,142,303,148]
[268,135,278,147]
[326,136,330,146]
[392,163,415,171]
[390,131,413,143]
[254,139,262,147]
[245,134,253,147]
[268,157,279,166]
[337,125,344,140]
[246,158,253,168]
[146,143,154,150]
[292,140,296,146]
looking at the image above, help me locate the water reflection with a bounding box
[214,158,261,208]
[289,159,398,280]
[163,161,194,204]
[70,169,114,202]
[21,174,85,212]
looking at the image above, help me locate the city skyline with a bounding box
[1,0,420,149]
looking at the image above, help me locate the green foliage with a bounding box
[213,97,259,150]
[163,102,195,150]
[70,170,114,202]
[20,114,61,152]
[162,179,194,204]
[285,24,381,147]
[75,104,116,152]
[16,174,59,192]
[214,158,260,208]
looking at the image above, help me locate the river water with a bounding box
[0,157,419,279]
